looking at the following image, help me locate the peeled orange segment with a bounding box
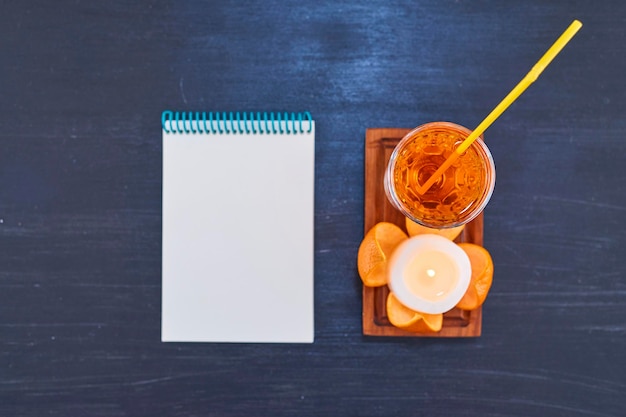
[455,243,494,311]
[357,222,408,287]
[386,292,443,333]
[405,217,465,241]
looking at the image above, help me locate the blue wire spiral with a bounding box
[162,111,313,134]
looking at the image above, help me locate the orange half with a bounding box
[455,243,494,310]
[386,292,443,333]
[405,217,465,241]
[357,222,408,287]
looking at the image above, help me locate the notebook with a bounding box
[161,111,315,343]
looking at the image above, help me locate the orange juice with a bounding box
[384,122,495,228]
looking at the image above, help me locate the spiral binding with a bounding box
[162,111,313,134]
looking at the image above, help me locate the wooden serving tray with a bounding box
[363,128,483,337]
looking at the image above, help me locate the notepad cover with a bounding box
[162,117,315,343]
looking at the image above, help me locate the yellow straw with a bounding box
[417,19,583,195]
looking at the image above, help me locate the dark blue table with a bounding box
[1,1,624,416]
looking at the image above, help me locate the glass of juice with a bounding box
[384,122,495,228]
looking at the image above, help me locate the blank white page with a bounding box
[162,121,315,343]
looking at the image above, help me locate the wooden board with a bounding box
[363,128,483,337]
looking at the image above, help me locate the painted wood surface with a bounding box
[1,1,624,416]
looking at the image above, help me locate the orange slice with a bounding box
[405,217,465,241]
[455,243,494,310]
[357,222,408,287]
[386,292,443,333]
